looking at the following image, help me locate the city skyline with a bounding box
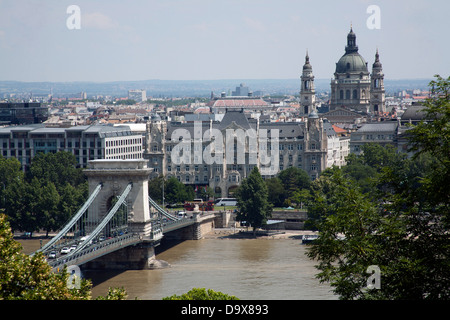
[0,0,448,82]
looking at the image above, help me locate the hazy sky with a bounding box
[0,0,448,82]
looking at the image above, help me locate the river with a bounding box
[19,236,337,300]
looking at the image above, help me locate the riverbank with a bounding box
[203,228,318,240]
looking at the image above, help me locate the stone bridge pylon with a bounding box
[82,159,163,269]
[84,159,154,237]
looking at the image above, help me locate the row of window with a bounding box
[106,138,142,147]
[166,161,320,184]
[339,89,367,100]
[105,146,142,155]
[165,143,307,152]
[2,138,143,150]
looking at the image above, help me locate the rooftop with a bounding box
[356,122,398,133]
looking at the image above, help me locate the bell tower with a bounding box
[370,49,386,114]
[300,51,316,115]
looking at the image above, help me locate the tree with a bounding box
[163,287,239,300]
[406,74,450,215]
[164,176,193,204]
[306,170,386,299]
[306,75,450,299]
[0,213,127,300]
[33,179,61,237]
[148,175,165,203]
[235,167,272,236]
[197,186,214,201]
[27,151,85,191]
[277,167,311,200]
[2,151,88,234]
[0,156,24,209]
[265,177,285,207]
[341,144,406,196]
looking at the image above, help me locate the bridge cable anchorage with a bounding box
[68,183,133,257]
[33,183,103,255]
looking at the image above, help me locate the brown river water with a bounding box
[19,235,336,300]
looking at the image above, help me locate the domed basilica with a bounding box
[300,27,385,115]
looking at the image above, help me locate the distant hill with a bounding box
[0,78,432,98]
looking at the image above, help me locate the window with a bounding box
[353,89,357,99]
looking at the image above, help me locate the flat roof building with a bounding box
[0,124,144,170]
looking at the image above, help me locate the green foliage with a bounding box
[164,176,194,204]
[114,99,136,105]
[0,213,127,300]
[95,287,128,300]
[235,167,272,236]
[266,167,311,208]
[163,288,239,300]
[265,177,285,207]
[306,75,450,300]
[277,167,311,200]
[0,151,87,234]
[27,151,85,190]
[149,175,195,205]
[148,174,165,203]
[197,186,214,201]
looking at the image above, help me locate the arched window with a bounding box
[340,90,344,100]
[346,90,350,100]
[353,89,358,99]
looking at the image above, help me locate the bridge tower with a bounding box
[83,159,164,269]
[84,159,154,236]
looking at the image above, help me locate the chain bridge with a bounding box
[32,159,215,271]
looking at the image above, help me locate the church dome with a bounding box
[335,52,368,73]
[335,27,369,74]
[302,52,312,71]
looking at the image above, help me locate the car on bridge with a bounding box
[60,247,71,254]
[48,251,57,259]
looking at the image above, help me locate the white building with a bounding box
[0,124,144,170]
[128,89,147,103]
